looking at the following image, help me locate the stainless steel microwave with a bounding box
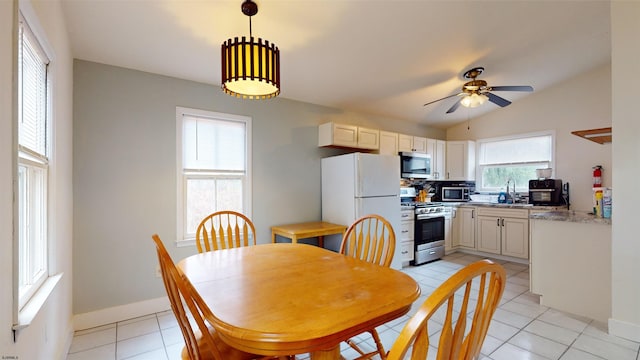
[400,152,432,179]
[441,186,470,202]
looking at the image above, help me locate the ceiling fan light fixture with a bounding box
[221,0,280,100]
[460,93,488,108]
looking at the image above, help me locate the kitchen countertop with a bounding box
[466,202,533,209]
[529,210,611,225]
[452,202,565,211]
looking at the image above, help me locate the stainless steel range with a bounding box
[412,203,445,265]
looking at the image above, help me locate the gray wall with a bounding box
[72,60,443,314]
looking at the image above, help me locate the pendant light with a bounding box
[221,0,280,100]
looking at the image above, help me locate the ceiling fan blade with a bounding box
[486,92,512,107]
[424,93,462,107]
[446,98,463,113]
[489,85,533,92]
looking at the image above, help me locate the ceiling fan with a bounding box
[424,67,533,114]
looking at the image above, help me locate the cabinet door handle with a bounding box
[501,218,505,227]
[497,219,500,226]
[472,210,475,218]
[402,230,409,233]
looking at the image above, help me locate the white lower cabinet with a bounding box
[449,206,530,260]
[400,209,414,262]
[502,217,529,258]
[477,216,502,254]
[476,208,529,259]
[451,208,460,248]
[458,207,476,249]
[444,212,452,252]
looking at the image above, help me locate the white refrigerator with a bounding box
[321,153,402,269]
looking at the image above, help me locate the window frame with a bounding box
[475,130,555,193]
[176,107,252,246]
[16,9,52,311]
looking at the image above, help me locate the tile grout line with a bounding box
[155,313,171,360]
[484,286,546,359]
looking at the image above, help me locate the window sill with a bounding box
[12,273,63,339]
[175,239,195,248]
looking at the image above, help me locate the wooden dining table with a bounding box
[177,243,421,360]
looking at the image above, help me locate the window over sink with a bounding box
[476,131,554,192]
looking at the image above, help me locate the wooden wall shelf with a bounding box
[571,127,612,144]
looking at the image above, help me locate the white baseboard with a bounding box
[60,319,75,360]
[609,317,640,342]
[73,297,171,331]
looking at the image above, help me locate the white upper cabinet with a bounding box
[356,127,380,150]
[398,134,413,152]
[318,122,379,150]
[426,138,446,180]
[378,131,399,155]
[446,140,475,180]
[398,134,427,153]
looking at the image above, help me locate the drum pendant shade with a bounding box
[221,0,280,100]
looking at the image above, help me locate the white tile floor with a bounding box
[66,252,640,360]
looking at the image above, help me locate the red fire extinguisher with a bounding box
[593,165,603,187]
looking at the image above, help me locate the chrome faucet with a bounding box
[506,178,516,203]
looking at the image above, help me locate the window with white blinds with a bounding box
[17,12,50,308]
[182,115,246,171]
[177,108,252,244]
[476,132,554,192]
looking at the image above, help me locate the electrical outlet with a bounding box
[155,265,162,278]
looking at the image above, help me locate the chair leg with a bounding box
[346,338,368,357]
[346,329,386,360]
[369,329,387,360]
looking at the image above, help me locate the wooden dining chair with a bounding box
[152,234,290,360]
[385,259,507,360]
[195,211,256,253]
[339,214,396,267]
[339,214,396,359]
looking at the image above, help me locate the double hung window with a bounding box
[177,107,252,244]
[476,132,554,192]
[17,12,50,309]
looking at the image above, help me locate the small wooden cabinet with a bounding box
[318,122,379,150]
[398,134,427,153]
[445,140,475,180]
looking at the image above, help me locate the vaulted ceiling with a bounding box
[60,0,611,129]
